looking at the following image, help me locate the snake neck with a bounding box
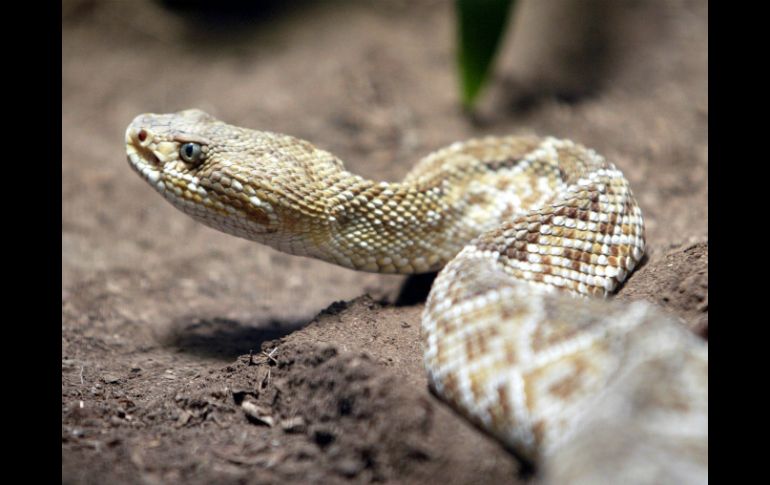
[308,172,467,273]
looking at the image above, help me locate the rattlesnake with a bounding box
[126,109,707,483]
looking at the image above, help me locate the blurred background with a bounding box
[62,1,707,483]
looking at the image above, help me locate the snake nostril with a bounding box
[138,129,148,142]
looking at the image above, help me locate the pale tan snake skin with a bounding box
[126,109,707,483]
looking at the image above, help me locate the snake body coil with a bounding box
[126,109,707,483]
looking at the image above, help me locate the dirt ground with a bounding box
[62,1,707,483]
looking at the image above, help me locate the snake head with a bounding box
[125,108,287,240]
[126,109,341,254]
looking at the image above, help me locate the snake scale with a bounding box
[126,109,707,483]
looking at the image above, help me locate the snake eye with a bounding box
[179,142,204,165]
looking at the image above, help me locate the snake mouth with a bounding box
[127,144,161,166]
[125,123,166,186]
[127,150,163,188]
[126,143,163,187]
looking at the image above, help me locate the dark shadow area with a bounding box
[156,0,319,53]
[394,272,437,306]
[158,0,308,25]
[503,78,603,117]
[162,315,309,361]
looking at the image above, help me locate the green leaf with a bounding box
[456,0,516,109]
